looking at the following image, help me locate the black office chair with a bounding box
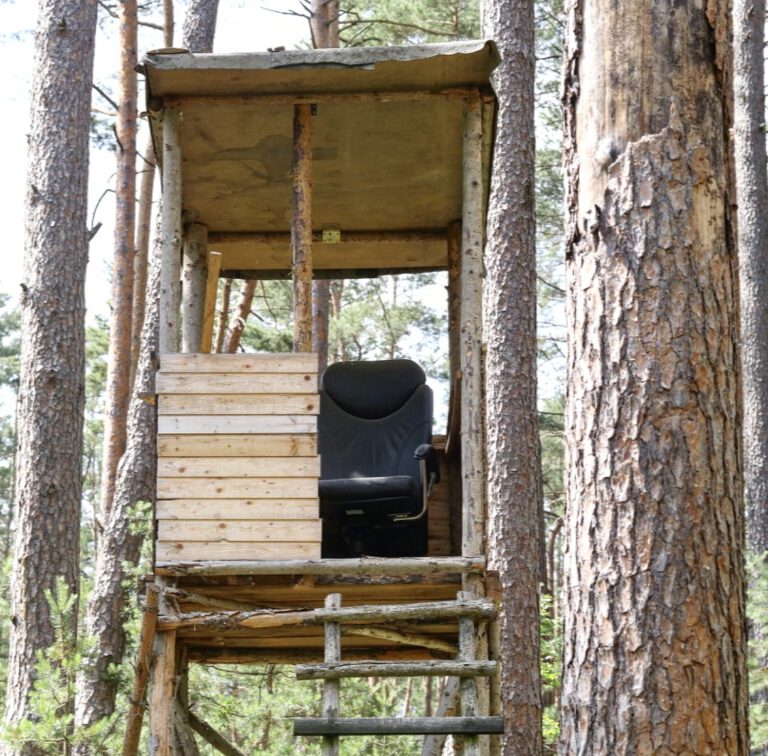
[318,359,440,558]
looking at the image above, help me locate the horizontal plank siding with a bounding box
[160,353,316,373]
[158,434,317,457]
[156,541,320,561]
[157,499,320,520]
[157,519,322,542]
[157,456,321,478]
[158,415,317,435]
[158,394,318,415]
[156,373,314,394]
[157,477,319,499]
[156,353,321,564]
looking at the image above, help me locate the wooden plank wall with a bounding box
[156,353,321,562]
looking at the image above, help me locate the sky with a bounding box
[0,0,309,320]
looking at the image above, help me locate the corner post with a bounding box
[159,107,182,354]
[292,103,314,353]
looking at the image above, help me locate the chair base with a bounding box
[321,515,428,558]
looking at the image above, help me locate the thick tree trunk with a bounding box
[74,224,160,736]
[560,1,749,752]
[2,0,98,749]
[481,2,541,753]
[734,0,768,558]
[181,0,219,52]
[99,0,138,523]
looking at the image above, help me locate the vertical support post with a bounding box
[159,107,183,354]
[459,95,486,571]
[199,251,223,353]
[322,593,342,756]
[460,94,491,756]
[148,630,177,756]
[181,222,208,353]
[458,591,480,756]
[447,221,463,554]
[292,103,314,353]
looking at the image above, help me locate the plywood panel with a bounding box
[158,477,319,499]
[158,415,317,435]
[160,353,316,373]
[158,434,317,457]
[157,456,320,478]
[158,519,322,542]
[157,499,319,520]
[159,394,318,415]
[156,373,314,394]
[156,541,321,561]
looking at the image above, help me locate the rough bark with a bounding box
[130,137,156,389]
[2,0,98,748]
[560,0,749,752]
[481,2,541,753]
[99,0,138,523]
[734,0,768,558]
[74,225,160,735]
[224,280,256,354]
[215,278,232,353]
[181,0,218,52]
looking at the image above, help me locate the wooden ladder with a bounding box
[292,591,503,755]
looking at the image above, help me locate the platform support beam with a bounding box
[148,629,177,755]
[292,103,314,353]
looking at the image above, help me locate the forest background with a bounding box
[0,0,764,754]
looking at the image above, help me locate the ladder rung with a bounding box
[293,716,504,736]
[295,660,497,680]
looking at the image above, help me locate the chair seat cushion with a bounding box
[319,475,420,517]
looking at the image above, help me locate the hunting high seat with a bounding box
[319,359,440,558]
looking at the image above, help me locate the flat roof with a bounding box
[142,41,497,277]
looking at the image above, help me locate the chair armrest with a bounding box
[414,444,441,486]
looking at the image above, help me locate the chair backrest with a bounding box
[318,359,433,482]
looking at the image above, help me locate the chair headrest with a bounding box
[322,359,427,419]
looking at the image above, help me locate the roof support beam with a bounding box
[292,103,314,353]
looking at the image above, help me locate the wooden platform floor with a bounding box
[156,570,465,664]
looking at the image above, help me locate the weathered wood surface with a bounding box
[157,476,318,499]
[199,250,221,353]
[342,625,457,655]
[156,556,486,576]
[158,519,322,542]
[158,393,318,415]
[296,660,497,680]
[181,222,208,353]
[156,373,315,394]
[159,107,182,354]
[157,499,320,520]
[148,630,176,755]
[160,352,317,372]
[158,433,317,457]
[292,103,314,353]
[157,455,320,477]
[157,415,317,435]
[188,712,246,756]
[122,584,159,756]
[322,593,341,756]
[294,716,504,736]
[460,96,486,563]
[157,541,321,562]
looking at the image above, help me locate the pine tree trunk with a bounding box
[99,0,138,522]
[734,0,768,558]
[2,0,98,749]
[181,0,219,52]
[560,1,749,752]
[224,280,256,353]
[481,1,542,753]
[74,224,160,736]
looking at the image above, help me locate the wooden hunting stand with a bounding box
[132,41,501,755]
